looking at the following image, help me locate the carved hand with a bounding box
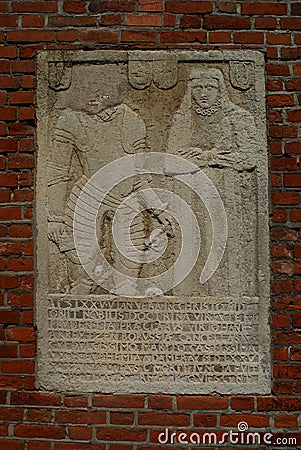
[48,221,64,246]
[177,147,213,167]
[155,210,175,238]
[212,152,256,171]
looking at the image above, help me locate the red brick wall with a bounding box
[0,0,301,448]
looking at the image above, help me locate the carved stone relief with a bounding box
[128,52,178,90]
[48,59,72,91]
[36,50,270,394]
[229,60,254,91]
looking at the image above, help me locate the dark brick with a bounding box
[291,3,301,15]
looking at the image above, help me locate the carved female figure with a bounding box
[168,68,260,170]
[168,68,262,296]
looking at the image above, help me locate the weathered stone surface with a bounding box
[36,50,270,394]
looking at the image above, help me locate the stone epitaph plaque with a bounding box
[36,50,270,393]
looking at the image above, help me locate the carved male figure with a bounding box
[47,75,170,295]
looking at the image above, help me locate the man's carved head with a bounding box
[191,76,219,109]
[189,68,226,114]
